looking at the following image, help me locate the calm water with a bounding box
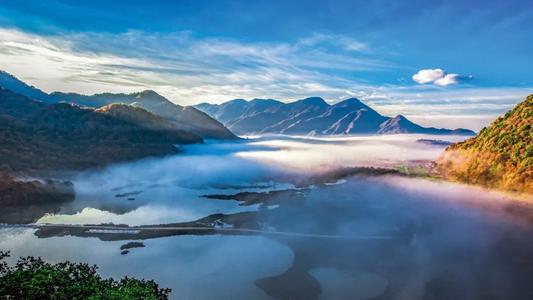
[1,135,532,300]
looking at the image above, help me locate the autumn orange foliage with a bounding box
[436,94,532,194]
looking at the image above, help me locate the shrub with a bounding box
[0,251,170,299]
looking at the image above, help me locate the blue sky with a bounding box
[0,0,531,130]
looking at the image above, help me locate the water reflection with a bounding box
[1,135,532,299]
[0,229,293,300]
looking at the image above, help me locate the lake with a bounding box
[1,135,532,300]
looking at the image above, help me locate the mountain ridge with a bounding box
[0,87,202,172]
[436,95,532,194]
[195,97,475,136]
[0,70,236,140]
[0,71,52,102]
[49,90,237,139]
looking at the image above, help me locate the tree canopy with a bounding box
[0,251,171,299]
[436,95,532,193]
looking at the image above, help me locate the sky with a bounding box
[0,0,531,130]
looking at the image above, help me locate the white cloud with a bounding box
[0,28,529,131]
[412,68,446,84]
[0,28,388,104]
[434,73,461,86]
[358,85,529,131]
[412,68,471,86]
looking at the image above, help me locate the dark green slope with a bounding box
[0,88,201,172]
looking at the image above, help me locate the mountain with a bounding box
[95,103,207,143]
[263,97,330,134]
[0,70,236,140]
[378,114,425,134]
[436,95,532,194]
[0,87,201,172]
[289,98,386,135]
[195,97,475,136]
[196,99,250,124]
[222,99,285,134]
[49,90,236,139]
[0,71,52,102]
[377,115,473,135]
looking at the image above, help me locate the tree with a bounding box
[0,251,171,299]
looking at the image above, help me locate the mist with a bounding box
[37,133,515,227]
[3,134,532,300]
[71,134,465,190]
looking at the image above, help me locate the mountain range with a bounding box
[0,71,236,140]
[0,87,202,172]
[0,71,223,211]
[0,70,475,137]
[195,97,475,136]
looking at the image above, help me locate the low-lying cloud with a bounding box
[31,134,469,226]
[3,135,530,299]
[72,134,467,192]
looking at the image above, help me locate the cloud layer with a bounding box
[0,28,528,130]
[0,28,388,103]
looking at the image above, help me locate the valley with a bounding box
[1,135,532,299]
[0,2,531,299]
[0,71,530,300]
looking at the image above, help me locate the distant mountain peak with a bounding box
[195,96,475,136]
[387,114,413,125]
[0,70,51,102]
[133,90,165,99]
[226,99,248,104]
[0,70,21,81]
[338,97,363,104]
[0,70,14,78]
[249,98,281,104]
[333,98,368,109]
[139,89,159,96]
[297,97,327,106]
[378,114,424,134]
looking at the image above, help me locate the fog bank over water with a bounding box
[239,134,467,171]
[35,133,521,228]
[73,134,466,191]
[2,134,533,300]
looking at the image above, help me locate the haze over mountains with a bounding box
[0,70,475,139]
[0,71,236,140]
[195,97,476,136]
[0,87,202,172]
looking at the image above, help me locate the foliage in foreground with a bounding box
[436,94,532,193]
[0,251,170,299]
